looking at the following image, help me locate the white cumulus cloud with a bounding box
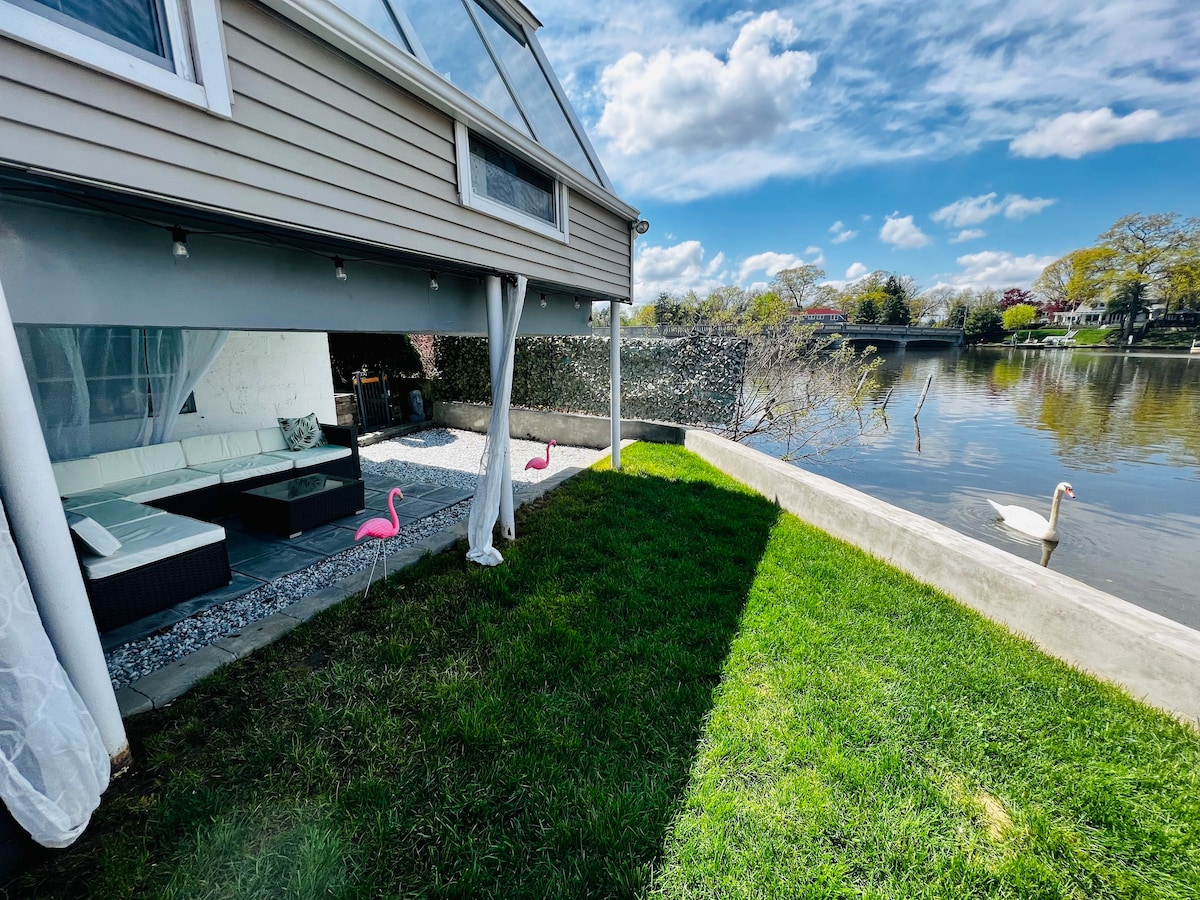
[1010,107,1186,159]
[937,250,1058,291]
[845,261,869,280]
[829,220,858,243]
[634,240,727,302]
[597,12,816,157]
[950,229,986,243]
[738,252,806,282]
[880,213,931,249]
[1002,196,1057,219]
[931,193,1056,229]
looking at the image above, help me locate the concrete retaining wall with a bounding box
[434,401,685,449]
[683,429,1200,727]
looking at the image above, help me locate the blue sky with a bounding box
[535,0,1200,303]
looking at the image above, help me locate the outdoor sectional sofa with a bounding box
[52,422,359,632]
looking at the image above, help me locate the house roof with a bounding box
[804,307,845,316]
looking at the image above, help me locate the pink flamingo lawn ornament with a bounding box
[354,487,402,598]
[524,439,556,471]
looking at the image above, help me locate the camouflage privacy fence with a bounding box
[433,335,749,428]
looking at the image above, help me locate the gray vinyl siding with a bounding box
[0,0,632,299]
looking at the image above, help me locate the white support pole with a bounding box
[485,276,515,539]
[0,280,129,765]
[610,300,621,471]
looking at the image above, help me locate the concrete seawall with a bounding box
[437,402,1200,726]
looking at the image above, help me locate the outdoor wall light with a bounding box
[633,219,650,235]
[429,270,439,291]
[171,227,189,259]
[574,296,580,309]
[540,293,547,308]
[333,256,348,281]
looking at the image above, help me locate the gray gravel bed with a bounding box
[106,428,602,689]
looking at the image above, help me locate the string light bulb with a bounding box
[540,293,547,308]
[171,227,189,259]
[333,256,347,281]
[429,270,439,291]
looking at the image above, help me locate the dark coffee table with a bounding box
[240,473,365,538]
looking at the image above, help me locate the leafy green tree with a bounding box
[880,276,913,325]
[855,295,881,324]
[1002,304,1038,331]
[1160,252,1200,312]
[745,291,790,328]
[772,265,826,311]
[964,305,1004,343]
[1082,213,1200,340]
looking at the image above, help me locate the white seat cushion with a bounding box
[264,445,351,469]
[181,431,264,466]
[62,490,124,510]
[67,499,166,528]
[93,442,188,485]
[106,468,222,503]
[82,513,225,581]
[189,454,293,484]
[53,457,106,496]
[256,426,290,453]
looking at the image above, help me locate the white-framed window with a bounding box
[454,121,569,243]
[1,0,232,117]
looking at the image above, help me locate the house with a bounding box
[799,307,848,323]
[0,0,639,848]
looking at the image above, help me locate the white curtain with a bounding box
[0,497,108,848]
[149,329,229,444]
[16,327,229,460]
[466,276,526,566]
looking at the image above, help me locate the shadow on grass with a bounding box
[10,445,778,899]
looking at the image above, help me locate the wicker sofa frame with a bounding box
[84,540,232,633]
[75,423,361,633]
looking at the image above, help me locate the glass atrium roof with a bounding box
[330,0,601,184]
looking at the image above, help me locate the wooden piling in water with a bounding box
[913,374,933,420]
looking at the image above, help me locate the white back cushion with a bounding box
[256,426,290,453]
[181,430,263,465]
[94,442,187,485]
[52,457,105,495]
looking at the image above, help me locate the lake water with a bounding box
[752,347,1200,630]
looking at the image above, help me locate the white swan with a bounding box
[987,482,1075,541]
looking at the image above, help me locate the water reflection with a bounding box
[764,348,1200,630]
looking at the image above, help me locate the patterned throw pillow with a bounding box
[278,413,328,451]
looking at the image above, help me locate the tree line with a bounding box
[613,212,1200,344]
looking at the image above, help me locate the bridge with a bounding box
[600,323,964,348]
[810,323,964,348]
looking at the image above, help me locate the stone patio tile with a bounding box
[422,486,473,505]
[233,546,326,581]
[223,529,288,565]
[291,525,362,556]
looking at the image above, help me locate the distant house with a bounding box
[800,307,848,323]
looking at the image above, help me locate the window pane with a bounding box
[390,0,529,135]
[469,134,554,224]
[46,0,167,57]
[329,0,409,51]
[472,2,598,181]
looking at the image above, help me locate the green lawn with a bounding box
[7,444,1199,899]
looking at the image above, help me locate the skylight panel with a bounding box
[470,1,599,182]
[329,0,410,50]
[390,0,529,136]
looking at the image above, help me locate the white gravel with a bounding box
[106,428,603,689]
